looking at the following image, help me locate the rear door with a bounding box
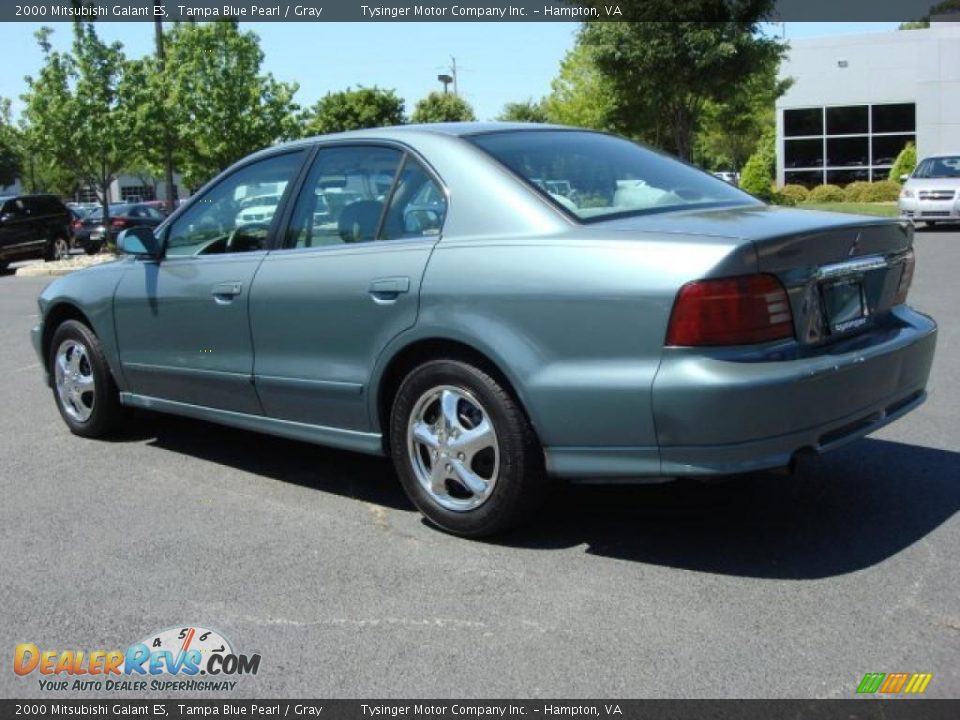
[113,149,309,413]
[250,144,446,431]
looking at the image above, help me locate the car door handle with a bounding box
[211,282,242,304]
[368,277,410,303]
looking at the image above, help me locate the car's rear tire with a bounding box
[389,359,546,537]
[45,235,70,262]
[49,320,123,438]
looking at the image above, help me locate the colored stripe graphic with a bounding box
[857,673,886,694]
[857,672,932,694]
[880,672,910,693]
[904,673,933,694]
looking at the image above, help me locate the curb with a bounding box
[15,256,119,278]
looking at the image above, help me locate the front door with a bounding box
[250,145,447,431]
[113,149,309,414]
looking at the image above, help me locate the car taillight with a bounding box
[666,274,794,346]
[111,218,129,229]
[71,220,82,229]
[894,249,915,305]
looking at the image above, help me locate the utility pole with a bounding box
[450,56,458,97]
[155,4,176,212]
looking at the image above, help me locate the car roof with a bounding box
[232,122,592,176]
[253,122,581,157]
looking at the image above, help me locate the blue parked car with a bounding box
[32,124,937,536]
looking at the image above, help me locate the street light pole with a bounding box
[154,4,176,212]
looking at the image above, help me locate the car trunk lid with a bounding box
[596,204,914,346]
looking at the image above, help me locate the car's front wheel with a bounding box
[49,320,123,438]
[389,359,546,537]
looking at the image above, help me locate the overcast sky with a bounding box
[0,21,900,122]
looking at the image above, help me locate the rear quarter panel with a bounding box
[406,233,755,448]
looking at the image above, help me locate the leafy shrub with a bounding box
[843,181,873,202]
[807,184,846,203]
[862,179,901,202]
[890,142,917,183]
[739,152,774,200]
[779,184,810,204]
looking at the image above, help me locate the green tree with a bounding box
[21,24,129,222]
[410,92,476,124]
[899,0,960,27]
[890,142,917,183]
[0,99,19,188]
[542,43,615,130]
[160,21,300,189]
[301,86,405,136]
[580,4,786,159]
[497,99,549,123]
[694,58,791,172]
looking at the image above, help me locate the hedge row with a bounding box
[774,180,901,206]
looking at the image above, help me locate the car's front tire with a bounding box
[49,320,123,438]
[389,359,546,537]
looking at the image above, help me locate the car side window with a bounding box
[381,158,446,240]
[166,150,307,257]
[284,146,403,249]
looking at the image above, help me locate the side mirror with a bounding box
[118,226,162,258]
[900,174,910,182]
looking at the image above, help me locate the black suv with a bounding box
[0,194,72,271]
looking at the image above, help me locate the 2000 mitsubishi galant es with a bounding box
[32,124,937,537]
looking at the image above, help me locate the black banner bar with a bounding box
[0,0,955,22]
[2,700,959,720]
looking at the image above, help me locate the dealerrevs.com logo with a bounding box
[14,626,261,692]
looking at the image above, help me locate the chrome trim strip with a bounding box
[816,254,889,280]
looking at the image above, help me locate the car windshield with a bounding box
[913,156,960,179]
[467,130,757,222]
[87,204,133,220]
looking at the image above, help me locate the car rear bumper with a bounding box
[545,306,936,480]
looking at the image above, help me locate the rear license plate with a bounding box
[822,278,867,334]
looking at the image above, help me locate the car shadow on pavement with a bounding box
[504,438,960,579]
[116,414,958,579]
[118,411,414,512]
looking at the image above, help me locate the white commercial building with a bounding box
[776,22,960,187]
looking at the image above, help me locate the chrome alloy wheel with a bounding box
[406,385,500,512]
[54,339,95,423]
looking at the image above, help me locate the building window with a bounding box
[120,185,156,202]
[826,106,868,135]
[872,103,915,134]
[76,187,98,203]
[784,108,822,137]
[784,170,826,188]
[781,103,915,185]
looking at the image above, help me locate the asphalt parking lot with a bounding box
[1,228,958,699]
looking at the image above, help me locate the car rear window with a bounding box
[467,130,757,222]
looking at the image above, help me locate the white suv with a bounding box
[899,154,960,227]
